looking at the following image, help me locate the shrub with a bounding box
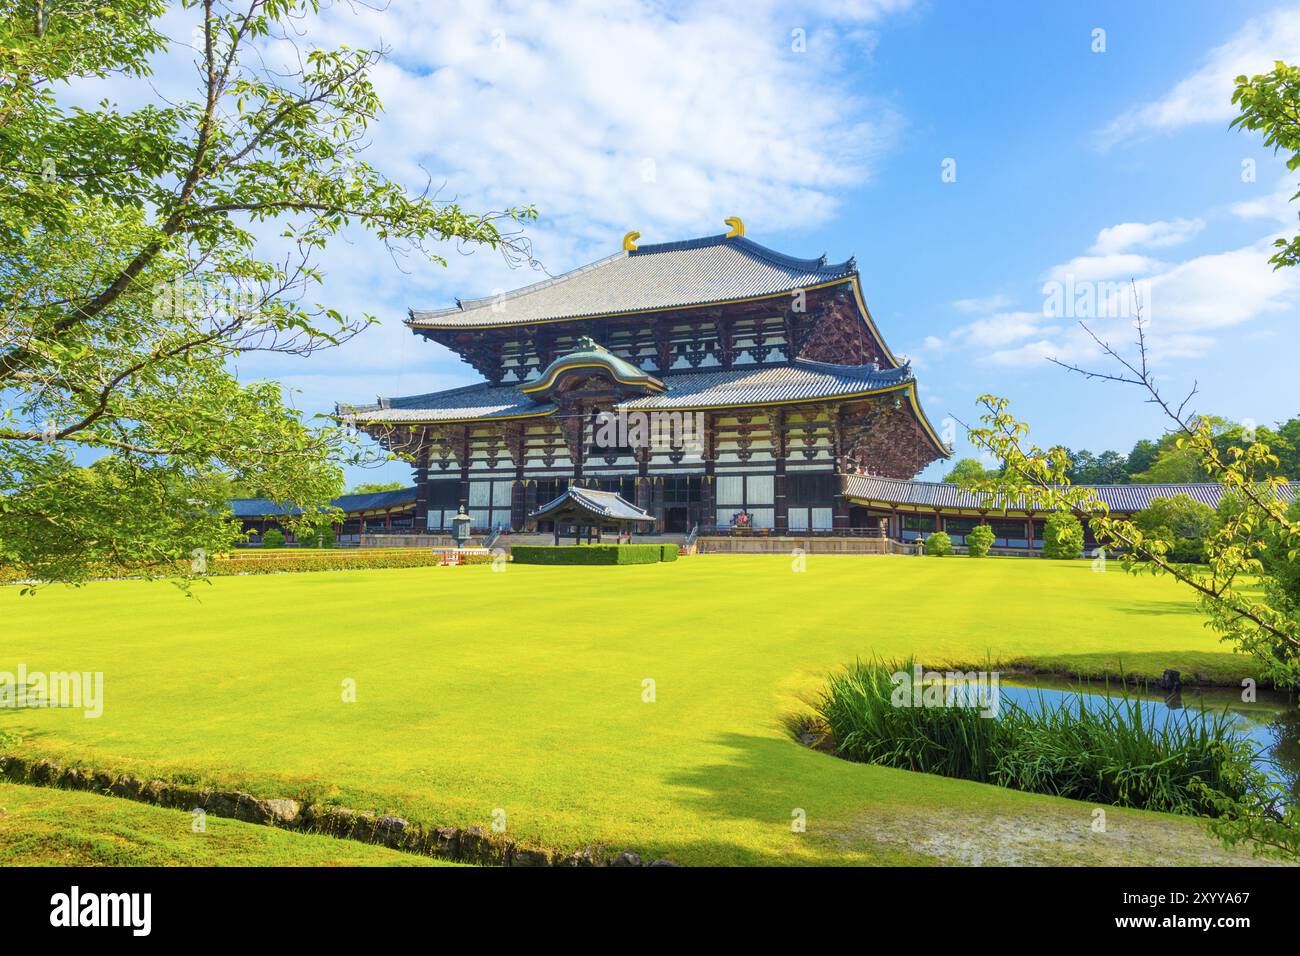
[296,526,336,549]
[923,531,953,556]
[660,544,679,562]
[1134,494,1216,564]
[1042,512,1084,559]
[965,524,995,557]
[511,544,666,565]
[260,528,285,549]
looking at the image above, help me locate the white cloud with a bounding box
[956,311,1057,349]
[1147,237,1300,331]
[1088,218,1205,255]
[1098,7,1300,148]
[1232,175,1300,224]
[948,199,1300,367]
[1046,253,1166,283]
[309,0,910,261]
[952,293,1013,313]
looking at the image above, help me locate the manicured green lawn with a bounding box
[0,556,1276,866]
[0,784,457,866]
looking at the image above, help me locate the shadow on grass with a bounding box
[652,730,935,866]
[1115,599,1203,618]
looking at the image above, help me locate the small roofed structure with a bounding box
[530,486,655,545]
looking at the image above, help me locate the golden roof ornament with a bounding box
[724,216,744,238]
[622,230,640,251]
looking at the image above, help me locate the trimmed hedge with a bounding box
[208,551,495,575]
[0,549,495,584]
[660,544,679,562]
[511,544,669,565]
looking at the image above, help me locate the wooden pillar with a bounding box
[457,426,472,511]
[636,448,652,514]
[511,473,526,531]
[701,413,716,529]
[774,457,788,533]
[773,409,788,534]
[832,473,850,531]
[413,441,430,531]
[1026,513,1035,550]
[524,481,538,531]
[652,477,665,532]
[831,405,849,531]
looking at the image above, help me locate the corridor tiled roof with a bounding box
[845,475,1294,513]
[227,487,417,518]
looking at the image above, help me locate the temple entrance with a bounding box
[664,506,690,532]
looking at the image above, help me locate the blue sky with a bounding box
[78,1,1300,486]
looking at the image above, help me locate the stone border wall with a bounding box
[0,754,675,868]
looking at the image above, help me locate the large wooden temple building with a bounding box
[337,220,952,537]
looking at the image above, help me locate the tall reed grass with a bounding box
[815,659,1264,816]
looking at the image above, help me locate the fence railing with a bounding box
[698,525,886,538]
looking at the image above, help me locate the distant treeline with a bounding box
[947,415,1300,485]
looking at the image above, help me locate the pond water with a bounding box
[1001,676,1300,799]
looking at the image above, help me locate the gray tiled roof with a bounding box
[343,359,911,424]
[623,360,911,410]
[408,234,857,329]
[340,382,555,424]
[845,476,1295,513]
[228,487,417,518]
[531,486,655,522]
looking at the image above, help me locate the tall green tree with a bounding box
[0,1,534,585]
[347,481,405,495]
[1125,438,1160,476]
[942,457,993,484]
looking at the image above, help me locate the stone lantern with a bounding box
[451,506,472,546]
